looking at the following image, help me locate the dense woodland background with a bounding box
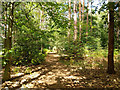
[0,0,120,89]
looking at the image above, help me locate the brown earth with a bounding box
[1,52,120,89]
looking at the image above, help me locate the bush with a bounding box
[59,39,85,61]
[12,46,46,65]
[11,26,46,65]
[42,48,50,55]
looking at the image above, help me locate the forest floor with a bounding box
[1,52,120,89]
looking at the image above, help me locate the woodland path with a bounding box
[2,52,79,88]
[2,52,120,89]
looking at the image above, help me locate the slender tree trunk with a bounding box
[79,0,82,40]
[40,10,42,29]
[3,3,7,65]
[86,0,89,37]
[117,27,119,49]
[1,2,5,62]
[117,1,120,49]
[3,3,14,81]
[39,9,43,53]
[41,10,43,53]
[73,0,77,41]
[107,2,115,74]
[38,9,41,48]
[3,3,11,81]
[82,0,85,22]
[68,0,71,41]
[90,1,93,32]
[42,11,44,30]
[14,27,16,44]
[4,4,7,48]
[41,11,43,29]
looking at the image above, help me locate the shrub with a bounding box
[59,39,85,61]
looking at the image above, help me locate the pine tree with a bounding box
[107,2,115,74]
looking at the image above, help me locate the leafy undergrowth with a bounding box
[2,53,120,89]
[60,49,120,71]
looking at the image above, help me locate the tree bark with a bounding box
[3,3,11,81]
[73,0,77,41]
[3,3,14,81]
[117,27,119,49]
[41,10,43,53]
[86,0,89,37]
[82,0,85,22]
[117,1,120,49]
[68,0,71,41]
[4,3,7,48]
[90,1,93,32]
[1,2,5,62]
[79,0,81,40]
[107,2,115,74]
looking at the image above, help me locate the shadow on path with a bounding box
[2,52,120,89]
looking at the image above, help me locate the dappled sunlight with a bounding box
[1,1,119,89]
[2,53,120,88]
[11,73,24,78]
[52,54,61,57]
[64,75,84,80]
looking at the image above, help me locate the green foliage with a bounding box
[86,37,101,50]
[14,67,20,73]
[9,3,47,65]
[25,67,32,73]
[42,48,50,55]
[59,38,85,60]
[88,49,108,58]
[12,28,46,65]
[1,2,119,67]
[114,49,119,55]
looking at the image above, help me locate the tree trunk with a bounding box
[41,10,43,53]
[73,0,77,41]
[1,2,5,63]
[68,0,71,41]
[1,2,7,48]
[90,1,93,32]
[107,2,115,74]
[79,0,81,40]
[3,3,14,81]
[3,3,11,81]
[82,0,85,22]
[42,11,44,30]
[40,10,42,29]
[86,0,89,37]
[117,1,120,49]
[4,3,7,48]
[117,28,119,49]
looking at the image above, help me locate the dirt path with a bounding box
[2,53,75,88]
[2,52,120,89]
